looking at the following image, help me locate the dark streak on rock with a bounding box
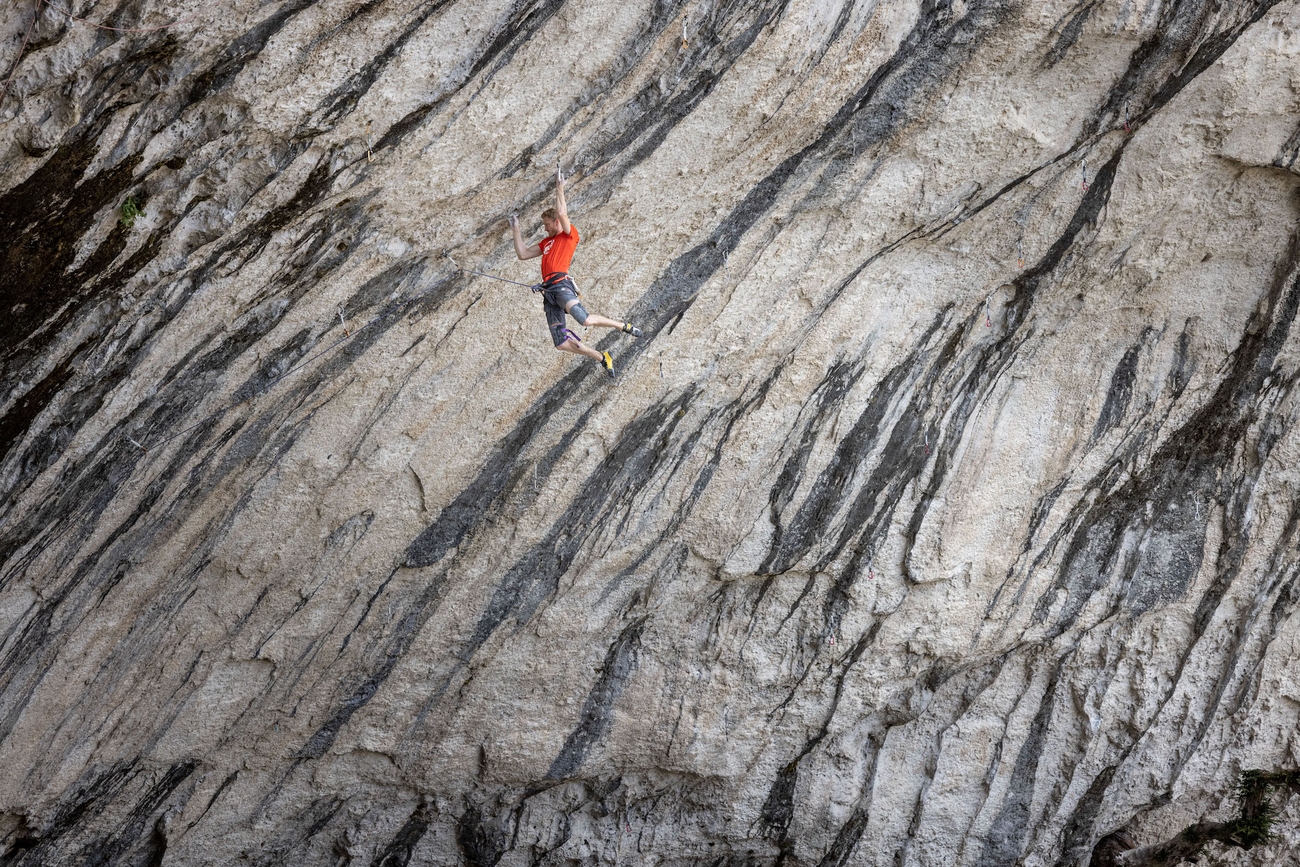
[1053,764,1118,867]
[456,803,507,867]
[1033,233,1300,635]
[546,617,647,779]
[300,0,456,136]
[1085,0,1284,138]
[1091,330,1149,442]
[0,114,141,369]
[6,760,195,867]
[979,658,1065,866]
[1043,0,1104,69]
[185,0,317,106]
[370,799,432,867]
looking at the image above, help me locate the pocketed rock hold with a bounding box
[2,2,1300,866]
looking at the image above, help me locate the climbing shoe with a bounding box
[621,322,643,338]
[600,350,616,379]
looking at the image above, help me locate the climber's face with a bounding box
[542,215,560,235]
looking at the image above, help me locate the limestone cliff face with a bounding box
[3,1,1300,864]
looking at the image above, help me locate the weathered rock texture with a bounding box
[3,1,1300,864]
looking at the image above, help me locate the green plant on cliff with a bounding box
[119,195,144,228]
[1092,770,1300,867]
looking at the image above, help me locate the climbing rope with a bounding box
[443,251,537,288]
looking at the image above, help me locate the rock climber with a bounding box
[508,169,642,378]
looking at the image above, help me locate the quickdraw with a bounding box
[1080,160,1090,192]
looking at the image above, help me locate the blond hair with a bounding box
[541,207,559,221]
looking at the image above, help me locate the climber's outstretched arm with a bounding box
[555,170,571,235]
[509,214,541,260]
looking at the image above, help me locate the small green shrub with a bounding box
[119,196,144,228]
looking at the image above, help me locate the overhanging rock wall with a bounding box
[2,1,1300,864]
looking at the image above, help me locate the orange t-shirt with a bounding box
[540,225,579,279]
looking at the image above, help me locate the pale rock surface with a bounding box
[2,1,1300,865]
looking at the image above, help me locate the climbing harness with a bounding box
[1080,160,1089,192]
[538,271,581,296]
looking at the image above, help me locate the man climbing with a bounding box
[509,169,642,378]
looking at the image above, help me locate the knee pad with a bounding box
[568,302,589,325]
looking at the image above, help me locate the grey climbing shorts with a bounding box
[542,278,585,346]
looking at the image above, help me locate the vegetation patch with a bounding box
[119,195,144,228]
